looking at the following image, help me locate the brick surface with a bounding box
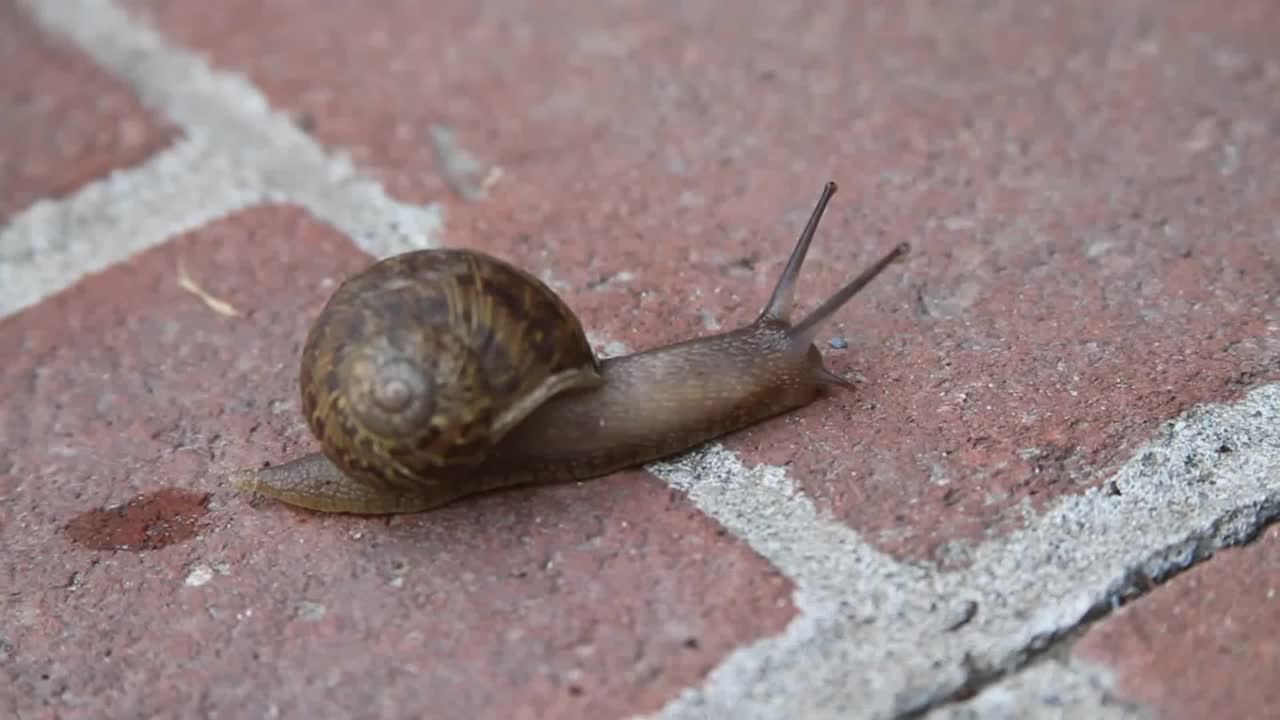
[0,0,176,222]
[0,207,794,719]
[125,0,1280,561]
[1073,523,1280,720]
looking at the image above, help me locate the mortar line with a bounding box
[650,384,1280,719]
[18,0,444,261]
[0,138,255,319]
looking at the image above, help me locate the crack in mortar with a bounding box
[649,383,1280,720]
[906,505,1280,717]
[898,384,1280,718]
[927,654,1157,720]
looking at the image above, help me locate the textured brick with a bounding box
[125,0,1280,562]
[1073,524,1280,720]
[0,207,794,720]
[0,2,176,222]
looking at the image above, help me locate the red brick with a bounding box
[0,3,176,222]
[124,0,1280,562]
[1073,524,1280,720]
[0,207,794,719]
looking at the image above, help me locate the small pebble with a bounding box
[828,337,848,349]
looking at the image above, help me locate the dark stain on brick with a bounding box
[64,488,210,551]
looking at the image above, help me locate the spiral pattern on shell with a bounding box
[298,249,602,494]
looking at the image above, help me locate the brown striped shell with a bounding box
[299,249,603,495]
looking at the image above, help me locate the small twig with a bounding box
[176,261,242,317]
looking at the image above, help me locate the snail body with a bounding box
[234,181,909,514]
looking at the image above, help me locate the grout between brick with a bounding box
[17,0,444,261]
[0,138,255,318]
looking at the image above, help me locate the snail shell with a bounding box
[299,249,603,497]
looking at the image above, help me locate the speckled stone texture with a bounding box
[0,208,794,720]
[0,1,176,221]
[4,0,1280,717]
[1073,523,1280,720]
[124,0,1279,563]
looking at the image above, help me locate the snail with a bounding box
[232,181,909,514]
